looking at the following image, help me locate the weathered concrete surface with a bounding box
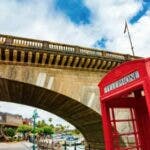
[0,64,105,114]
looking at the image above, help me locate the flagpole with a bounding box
[124,21,135,56]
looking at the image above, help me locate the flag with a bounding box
[124,21,128,33]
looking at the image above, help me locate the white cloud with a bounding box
[1,0,147,57]
[131,10,150,56]
[0,0,149,126]
[84,0,144,54]
[0,0,148,56]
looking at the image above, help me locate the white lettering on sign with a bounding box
[104,71,140,93]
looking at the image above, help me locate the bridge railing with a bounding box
[13,38,43,48]
[0,34,139,60]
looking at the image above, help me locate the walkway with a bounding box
[0,141,33,150]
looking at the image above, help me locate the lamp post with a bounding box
[32,109,38,150]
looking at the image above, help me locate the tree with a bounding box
[43,125,54,135]
[48,118,52,124]
[5,128,15,137]
[17,125,32,133]
[55,124,65,133]
[17,125,32,139]
[37,120,46,128]
[35,127,44,135]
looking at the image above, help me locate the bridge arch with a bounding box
[0,77,104,149]
[0,33,139,149]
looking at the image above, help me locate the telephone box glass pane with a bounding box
[109,107,141,149]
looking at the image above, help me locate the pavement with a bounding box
[0,141,34,150]
[0,141,85,150]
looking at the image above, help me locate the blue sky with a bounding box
[0,0,150,127]
[54,0,91,25]
[130,1,150,24]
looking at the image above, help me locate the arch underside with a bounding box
[0,78,104,149]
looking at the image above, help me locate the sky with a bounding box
[0,0,150,128]
[0,102,74,128]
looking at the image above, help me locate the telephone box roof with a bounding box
[99,57,150,100]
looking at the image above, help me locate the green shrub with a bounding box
[5,128,16,137]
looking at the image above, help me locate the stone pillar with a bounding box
[20,51,25,63]
[55,55,61,66]
[89,59,96,68]
[67,56,73,67]
[78,57,85,67]
[35,52,40,64]
[42,53,47,65]
[5,49,10,61]
[94,60,101,69]
[61,55,67,66]
[28,51,32,64]
[84,58,91,68]
[48,54,54,66]
[13,49,17,63]
[73,57,79,67]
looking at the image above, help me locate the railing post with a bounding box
[64,141,67,150]
[42,41,49,50]
[74,142,76,150]
[5,36,13,45]
[102,51,106,57]
[75,46,80,53]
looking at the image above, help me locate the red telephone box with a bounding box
[99,58,150,150]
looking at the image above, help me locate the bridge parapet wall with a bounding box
[0,34,129,59]
[0,34,140,71]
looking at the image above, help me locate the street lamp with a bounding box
[32,109,39,150]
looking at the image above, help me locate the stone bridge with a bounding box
[0,34,139,149]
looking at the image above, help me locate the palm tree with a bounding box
[48,118,52,124]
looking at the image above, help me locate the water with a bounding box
[63,145,85,150]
